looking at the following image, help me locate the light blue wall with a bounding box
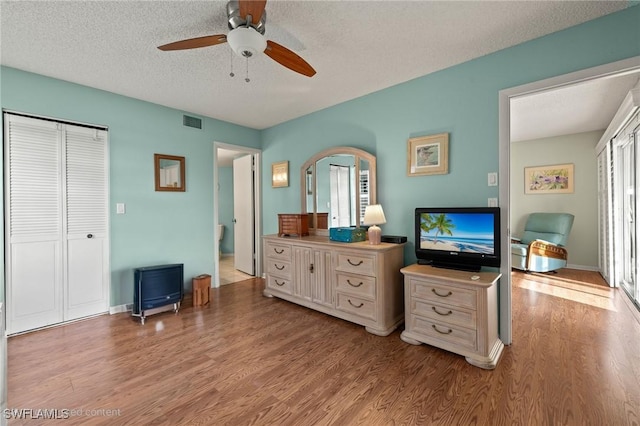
[218,166,235,254]
[0,6,638,306]
[261,6,640,264]
[1,67,260,305]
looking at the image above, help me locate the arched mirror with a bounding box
[301,147,376,235]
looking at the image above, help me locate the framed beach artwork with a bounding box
[407,133,449,176]
[524,163,574,194]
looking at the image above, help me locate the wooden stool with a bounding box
[192,274,211,307]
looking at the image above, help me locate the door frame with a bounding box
[213,142,262,288]
[498,55,640,345]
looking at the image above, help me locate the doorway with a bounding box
[499,56,640,344]
[213,142,262,288]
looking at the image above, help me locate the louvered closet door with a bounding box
[5,115,64,334]
[64,124,109,320]
[4,114,109,334]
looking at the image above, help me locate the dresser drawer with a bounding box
[412,299,476,329]
[266,260,292,279]
[411,279,477,310]
[266,275,292,295]
[336,253,376,276]
[336,293,376,321]
[265,241,292,261]
[410,315,477,351]
[336,273,376,298]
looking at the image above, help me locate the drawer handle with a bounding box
[347,259,364,266]
[347,279,363,288]
[275,279,286,287]
[432,306,453,316]
[432,288,452,297]
[274,264,285,271]
[432,324,453,335]
[348,299,364,308]
[274,248,284,254]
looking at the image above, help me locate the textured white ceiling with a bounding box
[0,0,631,133]
[511,72,640,142]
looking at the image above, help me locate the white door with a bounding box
[330,165,351,227]
[233,155,254,275]
[65,126,110,320]
[4,114,109,334]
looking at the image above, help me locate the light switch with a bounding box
[116,203,126,214]
[488,172,498,187]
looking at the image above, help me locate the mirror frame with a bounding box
[300,147,376,235]
[154,153,186,192]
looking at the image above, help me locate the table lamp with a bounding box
[363,204,386,245]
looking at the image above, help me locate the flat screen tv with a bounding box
[415,207,501,272]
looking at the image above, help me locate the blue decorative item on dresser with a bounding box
[329,227,367,242]
[132,263,184,324]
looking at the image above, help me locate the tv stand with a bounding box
[400,264,504,369]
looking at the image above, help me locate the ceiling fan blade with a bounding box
[265,40,316,77]
[158,34,227,51]
[239,0,267,25]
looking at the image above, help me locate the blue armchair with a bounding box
[511,212,574,273]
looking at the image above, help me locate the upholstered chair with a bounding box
[511,212,575,273]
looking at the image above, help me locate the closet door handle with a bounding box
[87,234,93,239]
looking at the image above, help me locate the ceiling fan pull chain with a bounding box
[229,50,235,78]
[245,57,250,83]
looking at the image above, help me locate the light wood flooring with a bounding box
[219,255,254,286]
[7,269,640,425]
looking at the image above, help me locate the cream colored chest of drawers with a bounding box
[263,235,405,336]
[400,264,504,369]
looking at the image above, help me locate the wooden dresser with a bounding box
[400,264,503,369]
[263,234,405,336]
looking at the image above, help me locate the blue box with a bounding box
[329,227,367,242]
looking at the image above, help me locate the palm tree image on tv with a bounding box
[420,213,495,254]
[421,213,455,244]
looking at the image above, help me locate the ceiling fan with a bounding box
[158,0,316,78]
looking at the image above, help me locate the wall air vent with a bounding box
[183,115,202,129]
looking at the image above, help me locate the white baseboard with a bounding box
[109,304,132,314]
[566,263,599,272]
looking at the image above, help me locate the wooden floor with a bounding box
[7,270,640,425]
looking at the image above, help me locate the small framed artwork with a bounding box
[524,163,574,194]
[272,160,289,188]
[154,153,185,192]
[407,133,449,176]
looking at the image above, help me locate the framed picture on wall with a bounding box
[272,160,289,188]
[407,133,449,176]
[524,163,574,194]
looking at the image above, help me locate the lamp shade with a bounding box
[363,204,386,226]
[227,27,267,58]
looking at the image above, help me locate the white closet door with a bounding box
[4,114,109,334]
[4,115,63,334]
[65,125,109,320]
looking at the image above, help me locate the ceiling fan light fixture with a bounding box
[227,27,266,58]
